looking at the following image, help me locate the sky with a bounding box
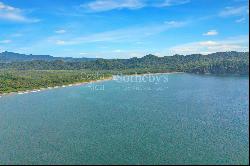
[0,0,249,59]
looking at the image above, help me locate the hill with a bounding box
[0,51,248,75]
[0,51,97,62]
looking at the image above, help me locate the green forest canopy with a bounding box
[0,51,249,94]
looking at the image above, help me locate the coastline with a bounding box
[0,72,183,98]
[0,76,113,98]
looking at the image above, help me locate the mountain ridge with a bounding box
[0,51,97,62]
[0,51,248,63]
[0,51,248,75]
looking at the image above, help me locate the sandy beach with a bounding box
[0,76,114,98]
[0,72,183,98]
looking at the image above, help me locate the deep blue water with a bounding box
[0,73,249,164]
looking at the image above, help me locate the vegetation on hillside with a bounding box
[0,70,112,94]
[0,51,249,94]
[1,51,248,74]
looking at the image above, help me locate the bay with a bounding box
[0,73,249,164]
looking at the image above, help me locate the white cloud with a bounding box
[80,0,145,12]
[164,20,185,26]
[51,20,187,45]
[168,35,249,55]
[0,40,11,44]
[0,1,39,23]
[79,52,88,55]
[55,29,67,34]
[155,0,190,7]
[203,30,219,36]
[219,5,249,17]
[80,0,191,12]
[11,33,23,37]
[199,41,218,46]
[113,49,123,53]
[235,17,246,23]
[0,2,18,11]
[55,40,67,45]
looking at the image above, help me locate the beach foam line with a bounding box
[0,76,114,97]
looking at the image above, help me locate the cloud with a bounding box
[155,0,190,7]
[203,30,219,36]
[79,52,88,55]
[80,0,191,12]
[168,35,249,55]
[0,2,17,11]
[55,29,67,34]
[80,0,145,12]
[0,1,39,23]
[55,40,67,45]
[219,5,249,17]
[113,49,123,53]
[0,39,11,44]
[51,20,187,45]
[235,17,246,23]
[11,33,23,37]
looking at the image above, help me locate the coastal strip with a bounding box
[0,76,113,98]
[0,72,183,98]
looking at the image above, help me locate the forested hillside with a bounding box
[0,51,248,94]
[0,51,248,75]
[0,51,97,62]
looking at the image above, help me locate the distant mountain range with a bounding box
[0,51,97,62]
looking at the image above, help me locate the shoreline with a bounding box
[0,76,113,98]
[0,72,183,98]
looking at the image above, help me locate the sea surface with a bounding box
[0,73,249,164]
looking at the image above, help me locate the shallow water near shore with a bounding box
[0,73,249,164]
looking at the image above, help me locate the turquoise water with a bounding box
[0,73,249,164]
